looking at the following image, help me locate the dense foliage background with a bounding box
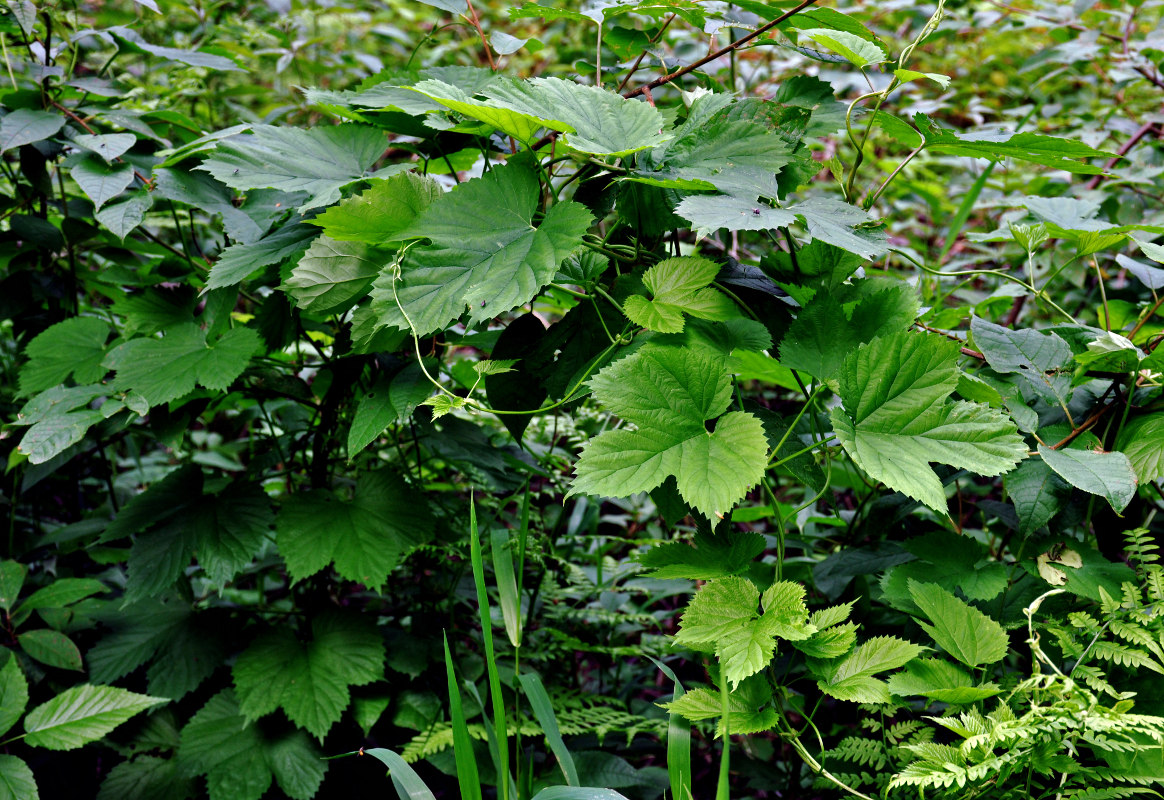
[2,0,1164,798]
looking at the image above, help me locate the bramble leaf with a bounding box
[18,317,111,396]
[232,612,384,740]
[105,323,262,407]
[277,470,434,587]
[908,580,1008,668]
[199,125,389,211]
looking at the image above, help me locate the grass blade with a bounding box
[469,495,511,800]
[444,634,483,800]
[491,527,522,648]
[648,657,691,800]
[531,788,632,800]
[361,748,437,800]
[519,671,579,786]
[716,674,730,800]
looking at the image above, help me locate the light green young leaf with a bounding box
[908,580,1008,668]
[277,470,434,588]
[0,109,64,153]
[661,680,777,736]
[23,685,166,750]
[623,256,738,333]
[105,324,262,407]
[233,612,384,740]
[675,577,812,687]
[283,237,382,315]
[570,347,768,517]
[1038,444,1137,513]
[893,68,951,88]
[886,658,1000,704]
[798,28,886,67]
[311,171,443,244]
[199,125,389,211]
[0,755,38,800]
[829,331,1028,511]
[369,163,591,336]
[18,316,111,396]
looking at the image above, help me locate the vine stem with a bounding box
[623,0,820,99]
[463,0,496,71]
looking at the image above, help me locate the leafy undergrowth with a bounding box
[2,0,1164,798]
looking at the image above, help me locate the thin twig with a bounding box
[1086,120,1160,191]
[463,0,496,71]
[623,0,819,99]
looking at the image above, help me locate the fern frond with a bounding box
[1091,641,1164,673]
[1123,528,1160,569]
[828,736,887,769]
[1110,620,1164,662]
[1064,787,1159,800]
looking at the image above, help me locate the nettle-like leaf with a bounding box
[22,685,166,751]
[676,195,887,259]
[810,636,924,704]
[18,316,112,396]
[207,222,319,289]
[232,612,384,740]
[105,323,262,407]
[310,171,443,244]
[636,114,794,197]
[887,658,1001,705]
[413,76,669,156]
[276,469,434,588]
[637,530,765,580]
[675,576,813,688]
[908,580,1008,668]
[0,654,29,739]
[623,256,738,333]
[369,163,592,336]
[347,362,433,456]
[199,124,389,211]
[661,675,777,736]
[829,331,1027,511]
[569,346,768,518]
[178,690,325,800]
[283,237,382,315]
[798,28,887,68]
[71,156,135,210]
